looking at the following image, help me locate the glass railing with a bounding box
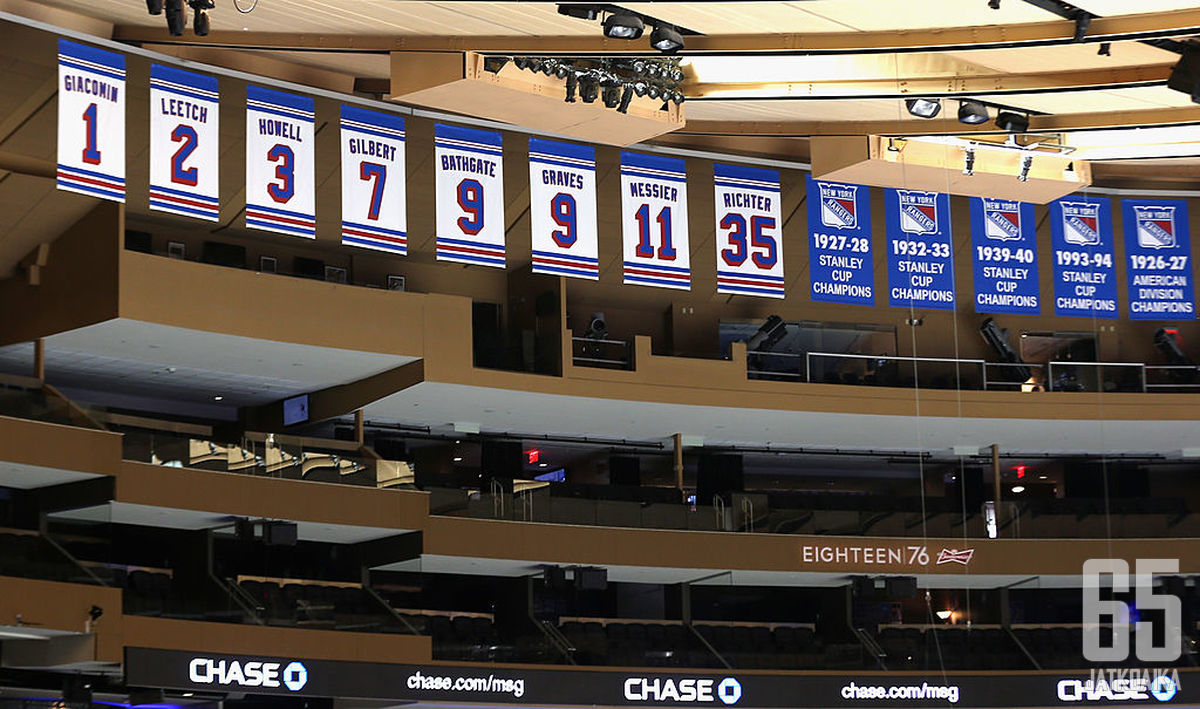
[0,375,106,429]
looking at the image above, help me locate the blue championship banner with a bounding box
[969,198,1039,314]
[340,105,407,255]
[807,176,873,306]
[714,163,784,298]
[1050,196,1117,318]
[529,138,599,279]
[56,39,125,202]
[1122,198,1195,321]
[149,64,219,221]
[435,124,506,267]
[885,189,954,309]
[245,86,316,238]
[621,151,691,290]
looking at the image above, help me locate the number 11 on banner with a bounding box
[621,151,691,290]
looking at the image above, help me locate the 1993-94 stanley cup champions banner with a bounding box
[149,64,219,221]
[1050,196,1117,318]
[57,39,125,202]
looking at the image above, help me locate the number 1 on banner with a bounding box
[82,103,101,165]
[635,204,676,260]
[359,162,386,220]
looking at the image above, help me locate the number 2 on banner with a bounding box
[551,193,577,248]
[359,162,386,220]
[456,178,484,235]
[267,144,294,203]
[170,125,199,186]
[634,204,676,260]
[720,214,777,268]
[81,103,101,165]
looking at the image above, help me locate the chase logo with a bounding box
[1150,676,1177,703]
[717,678,742,705]
[819,182,857,230]
[282,661,308,691]
[1134,206,1176,250]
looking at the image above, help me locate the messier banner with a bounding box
[969,198,1040,315]
[435,123,506,267]
[1050,196,1117,318]
[245,85,315,238]
[340,105,407,255]
[713,163,784,298]
[885,189,955,309]
[529,137,599,279]
[807,176,874,306]
[621,151,691,290]
[56,39,125,202]
[149,64,219,221]
[1122,198,1195,321]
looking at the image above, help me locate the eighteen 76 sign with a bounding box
[800,544,974,568]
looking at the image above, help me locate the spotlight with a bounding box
[164,0,186,35]
[147,0,164,14]
[650,24,684,54]
[514,56,532,70]
[1098,42,1111,56]
[670,90,685,105]
[886,138,901,153]
[554,63,571,79]
[957,100,989,125]
[188,0,213,36]
[987,0,1000,7]
[617,85,634,114]
[905,98,941,119]
[483,56,509,74]
[579,75,599,103]
[962,147,975,176]
[564,72,578,103]
[603,13,644,40]
[1011,485,1026,494]
[1017,153,1033,182]
[632,81,648,97]
[540,59,557,76]
[995,110,1030,132]
[602,84,621,108]
[557,4,598,20]
[1167,47,1200,104]
[1073,12,1092,42]
[646,85,661,99]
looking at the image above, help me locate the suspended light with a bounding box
[1017,153,1033,182]
[579,75,599,103]
[483,56,510,74]
[564,73,578,103]
[996,111,1030,133]
[957,100,989,125]
[650,24,684,54]
[905,98,941,119]
[603,13,644,40]
[601,84,621,108]
[962,147,975,176]
[617,86,635,114]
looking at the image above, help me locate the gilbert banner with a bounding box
[56,39,125,202]
[807,176,874,306]
[1049,196,1117,318]
[621,151,691,290]
[1122,199,1194,321]
[969,198,1040,314]
[245,85,315,238]
[885,189,955,309]
[529,138,599,279]
[435,123,506,267]
[340,105,407,255]
[714,163,784,298]
[149,64,219,221]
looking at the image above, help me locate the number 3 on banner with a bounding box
[81,103,101,165]
[456,178,484,235]
[359,162,387,221]
[634,204,676,260]
[267,144,294,203]
[720,213,777,268]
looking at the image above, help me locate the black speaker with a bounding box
[696,454,743,503]
[576,566,608,591]
[886,576,918,599]
[234,517,255,542]
[543,565,567,590]
[609,456,641,486]
[263,520,297,546]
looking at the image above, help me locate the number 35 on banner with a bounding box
[57,39,126,202]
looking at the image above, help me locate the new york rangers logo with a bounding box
[983,198,1022,242]
[898,190,938,235]
[1061,201,1101,246]
[819,182,857,230]
[936,548,975,565]
[1134,205,1176,250]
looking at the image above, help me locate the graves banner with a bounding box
[807,176,874,306]
[621,151,691,290]
[969,198,1040,314]
[714,163,784,298]
[245,85,315,238]
[529,138,599,279]
[435,123,506,267]
[149,64,219,221]
[1122,198,1195,321]
[57,39,125,202]
[1050,196,1117,318]
[885,189,954,309]
[340,105,407,255]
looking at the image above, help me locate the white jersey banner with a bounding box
[149,64,219,221]
[528,137,598,279]
[713,163,784,298]
[245,85,315,238]
[57,39,125,202]
[621,151,690,290]
[340,105,406,255]
[435,123,505,267]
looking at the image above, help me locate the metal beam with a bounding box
[111,8,1200,56]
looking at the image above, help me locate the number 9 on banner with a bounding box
[435,123,506,268]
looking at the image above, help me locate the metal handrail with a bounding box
[713,495,727,530]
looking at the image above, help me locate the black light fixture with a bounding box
[962,147,975,176]
[1167,47,1200,104]
[579,74,599,103]
[483,56,510,74]
[603,13,644,39]
[1017,153,1033,182]
[1097,42,1111,56]
[564,72,578,103]
[146,0,164,14]
[650,24,684,53]
[995,110,1030,132]
[164,0,186,35]
[616,85,634,114]
[188,0,213,36]
[905,98,942,119]
[1073,12,1092,42]
[987,0,1000,7]
[602,84,622,108]
[557,4,598,20]
[669,90,685,105]
[957,100,989,125]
